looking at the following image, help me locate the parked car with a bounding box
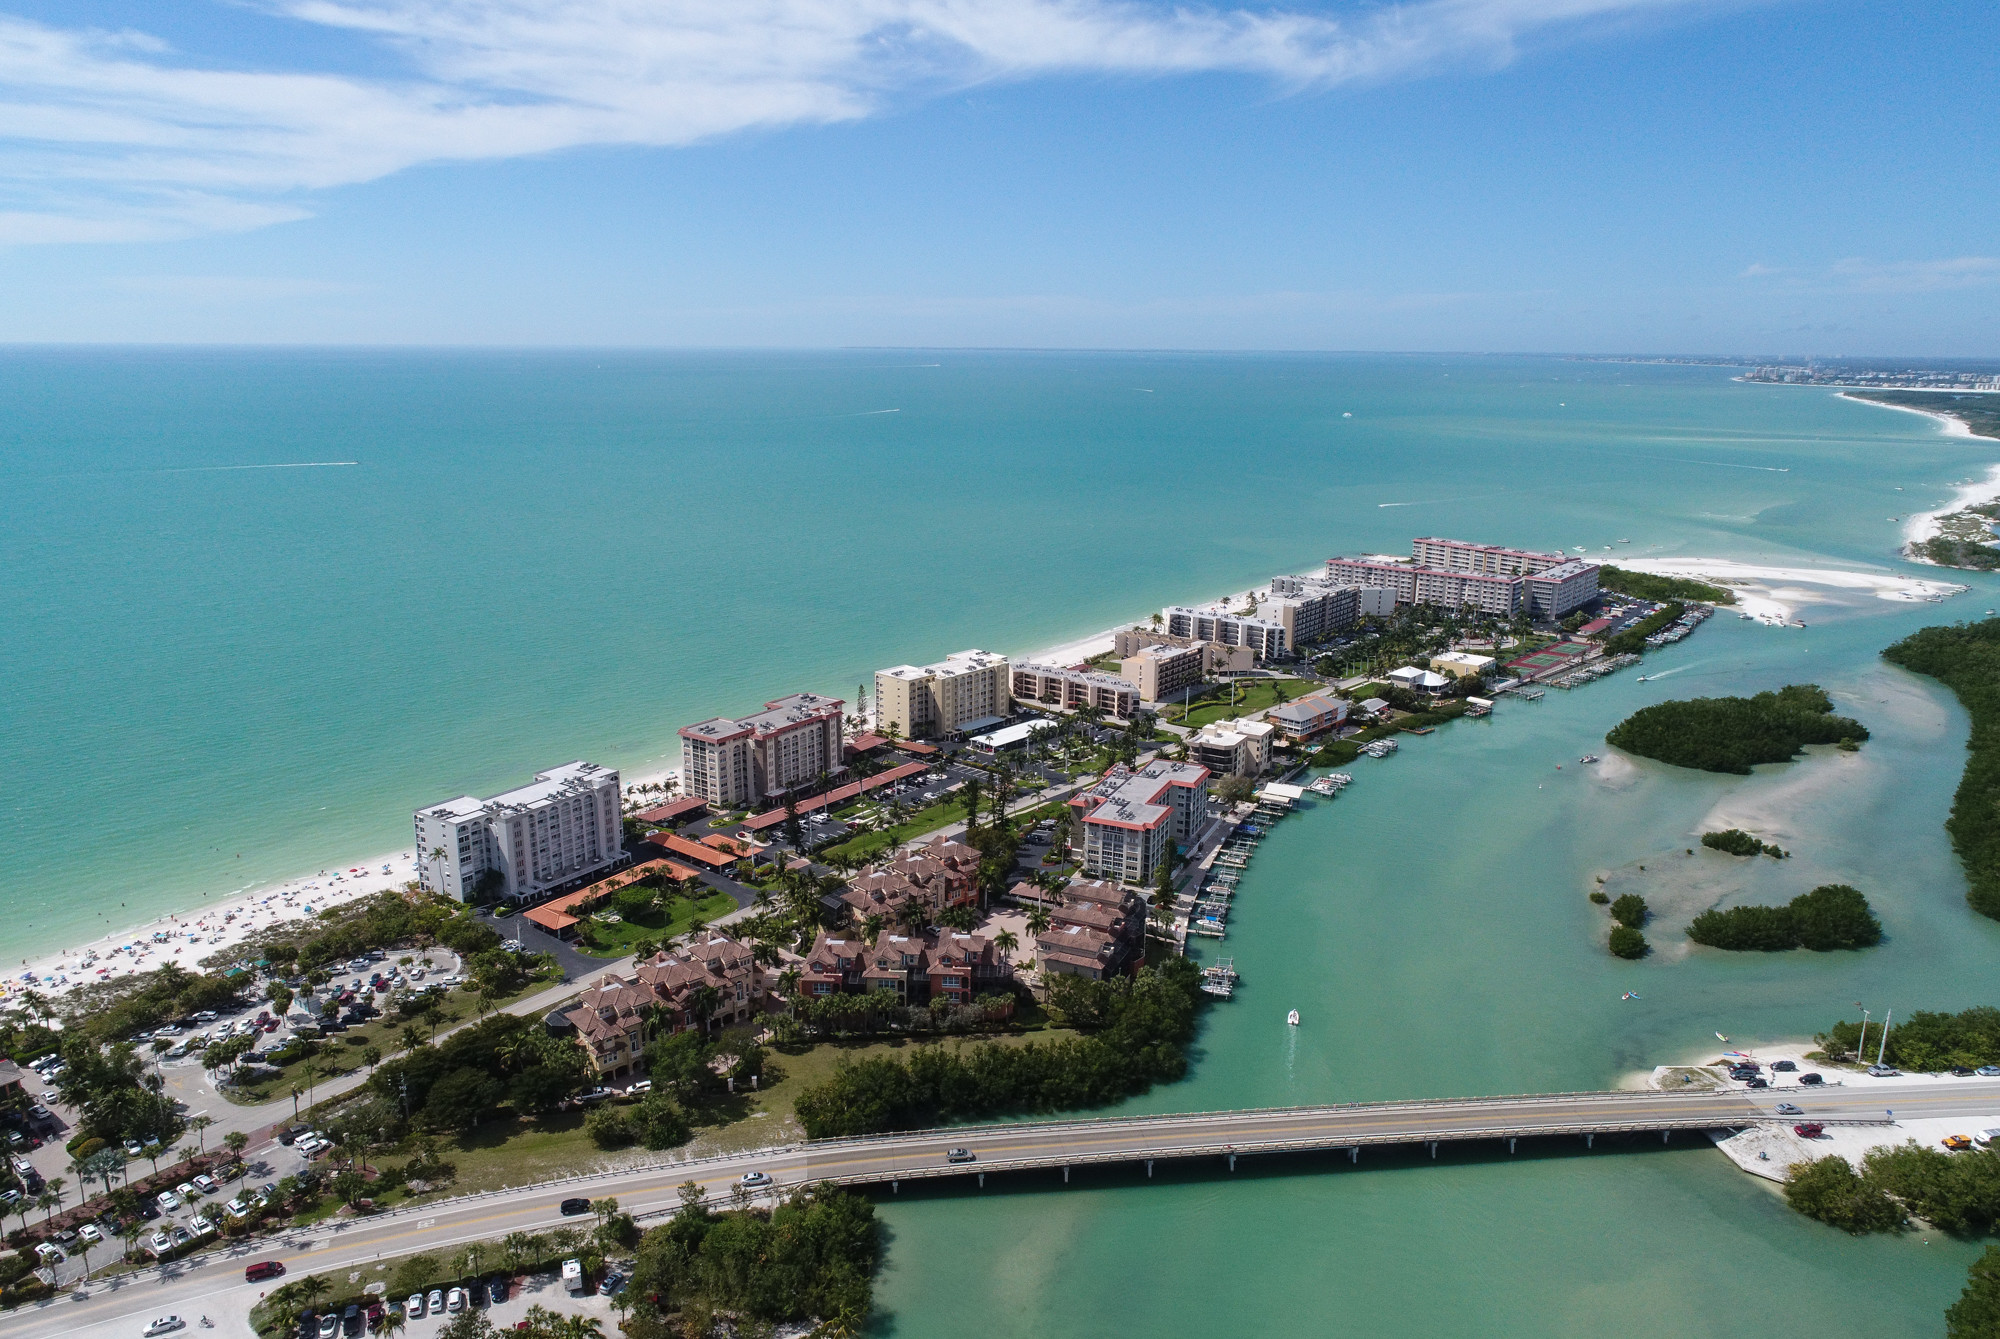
[316,1315,340,1339]
[1867,1064,1902,1077]
[427,1290,444,1316]
[1794,1123,1826,1138]
[1945,1135,1975,1151]
[1745,1078,1769,1090]
[1953,1067,1977,1077]
[405,1294,425,1319]
[1980,1066,2000,1078]
[246,1260,286,1282]
[149,1231,173,1254]
[1771,1060,1797,1072]
[33,1242,64,1263]
[78,1223,103,1244]
[192,1174,217,1194]
[487,1277,509,1304]
[143,1318,186,1336]
[1798,1073,1825,1086]
[156,1190,181,1212]
[446,1288,464,1314]
[189,1215,216,1235]
[124,1139,146,1157]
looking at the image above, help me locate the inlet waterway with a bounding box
[6,350,2000,1333]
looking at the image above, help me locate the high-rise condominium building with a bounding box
[874,650,1012,739]
[414,761,622,904]
[679,692,845,807]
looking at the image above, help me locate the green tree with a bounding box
[1607,926,1648,959]
[1784,1155,1903,1233]
[1608,894,1648,929]
[1949,1246,2000,1339]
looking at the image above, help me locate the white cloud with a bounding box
[1740,254,2000,295]
[0,0,1732,243]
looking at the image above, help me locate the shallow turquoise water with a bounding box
[7,350,2000,1334]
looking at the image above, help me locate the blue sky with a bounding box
[0,0,1993,351]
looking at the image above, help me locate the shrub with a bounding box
[1701,828,1786,858]
[1688,885,1881,952]
[1588,890,1609,905]
[1785,1156,1904,1233]
[1608,927,1648,959]
[585,1107,635,1150]
[634,1094,691,1150]
[1949,1246,2000,1339]
[1609,894,1648,929]
[1605,684,1867,774]
[1882,621,2000,920]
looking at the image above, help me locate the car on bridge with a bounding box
[946,1148,976,1164]
[560,1197,592,1215]
[1775,1103,1803,1116]
[739,1171,771,1188]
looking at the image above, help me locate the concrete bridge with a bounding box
[19,1080,2000,1338]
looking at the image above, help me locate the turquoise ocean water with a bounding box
[7,350,2000,1333]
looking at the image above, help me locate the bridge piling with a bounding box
[1063,1166,1070,1183]
[1508,1138,1516,1154]
[1348,1147,1358,1164]
[978,1173,984,1188]
[891,1181,898,1194]
[1585,1134,1594,1150]
[1146,1160,1154,1178]
[1427,1142,1437,1159]
[1662,1130,1670,1144]
[1228,1153,1236,1171]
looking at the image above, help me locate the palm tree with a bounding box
[992,929,1018,963]
[776,966,802,1005]
[399,1024,425,1054]
[500,1230,537,1274]
[1026,907,1051,937]
[288,1084,304,1119]
[298,1274,330,1313]
[362,1044,382,1073]
[224,1130,250,1159]
[189,1114,215,1154]
[861,913,885,945]
[378,1309,407,1339]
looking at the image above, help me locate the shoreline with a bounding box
[11,545,1962,1007]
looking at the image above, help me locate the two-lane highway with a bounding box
[15,1078,2000,1337]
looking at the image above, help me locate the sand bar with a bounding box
[1618,557,1967,624]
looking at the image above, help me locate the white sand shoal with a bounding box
[1618,557,1967,624]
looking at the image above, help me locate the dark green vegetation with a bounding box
[792,958,1205,1138]
[1597,566,1735,605]
[1916,525,2000,573]
[1846,390,2000,442]
[1686,885,1881,952]
[625,1183,879,1336]
[1605,683,1867,774]
[1608,894,1648,928]
[1701,828,1787,858]
[1820,1006,2000,1071]
[1950,1246,2000,1339]
[1607,926,1648,959]
[1883,620,2000,919]
[1604,602,1684,657]
[1789,1140,2000,1238]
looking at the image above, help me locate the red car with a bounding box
[1793,1123,1825,1139]
[245,1260,285,1282]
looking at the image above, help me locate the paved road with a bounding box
[21,1078,2000,1338]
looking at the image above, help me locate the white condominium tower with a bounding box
[414,760,622,904]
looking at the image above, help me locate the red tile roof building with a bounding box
[562,934,770,1079]
[801,927,1012,1005]
[1033,880,1149,980]
[835,834,984,923]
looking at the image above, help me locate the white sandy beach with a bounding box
[4,849,419,1007]
[1618,556,1968,624]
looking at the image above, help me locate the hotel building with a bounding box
[1011,662,1139,719]
[874,650,1012,739]
[414,760,622,904]
[679,692,846,808]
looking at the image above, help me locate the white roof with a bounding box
[971,721,1039,749]
[1258,782,1306,801]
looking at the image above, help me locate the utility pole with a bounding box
[1878,1009,1893,1067]
[1854,1005,1868,1065]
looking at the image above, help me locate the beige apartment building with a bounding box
[678,692,845,807]
[874,649,1011,739]
[1120,643,1205,703]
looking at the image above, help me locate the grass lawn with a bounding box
[820,793,971,863]
[574,890,738,958]
[1168,678,1314,728]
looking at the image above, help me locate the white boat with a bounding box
[1287,1009,1300,1026]
[1579,754,1599,764]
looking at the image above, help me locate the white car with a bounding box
[78,1223,103,1244]
[191,1174,217,1194]
[446,1287,464,1312]
[156,1190,181,1212]
[739,1171,771,1188]
[143,1318,186,1336]
[188,1215,215,1235]
[34,1242,65,1263]
[427,1289,444,1316]
[225,1197,251,1218]
[124,1139,146,1157]
[175,1182,196,1200]
[405,1293,425,1319]
[148,1231,173,1254]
